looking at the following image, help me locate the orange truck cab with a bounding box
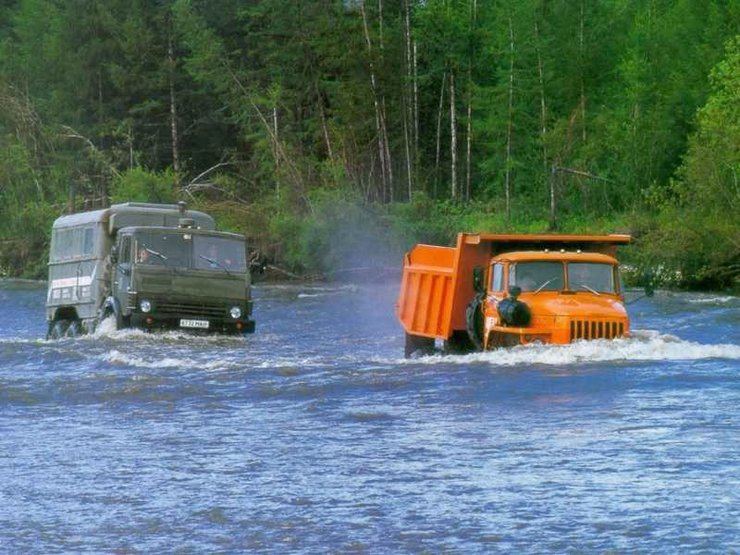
[396,233,631,356]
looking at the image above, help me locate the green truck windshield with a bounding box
[135,233,247,273]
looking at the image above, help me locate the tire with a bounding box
[444,330,476,354]
[465,293,485,350]
[404,333,435,358]
[48,319,69,340]
[103,301,128,331]
[65,320,82,338]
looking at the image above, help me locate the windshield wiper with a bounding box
[577,283,601,295]
[533,277,558,294]
[145,247,168,261]
[199,254,231,276]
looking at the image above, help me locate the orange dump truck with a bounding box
[396,233,631,356]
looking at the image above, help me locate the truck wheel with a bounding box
[65,320,82,338]
[444,330,476,354]
[465,294,485,350]
[404,333,435,358]
[48,319,69,340]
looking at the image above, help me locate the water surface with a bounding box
[1,280,738,553]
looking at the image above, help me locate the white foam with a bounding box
[686,295,738,305]
[399,330,740,367]
[100,349,235,371]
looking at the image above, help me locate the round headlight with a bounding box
[140,299,152,313]
[229,306,242,319]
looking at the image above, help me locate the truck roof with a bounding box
[461,233,630,256]
[496,251,619,264]
[119,226,244,240]
[51,202,216,233]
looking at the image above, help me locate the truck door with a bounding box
[112,235,133,314]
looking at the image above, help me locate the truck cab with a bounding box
[482,251,628,349]
[108,225,254,334]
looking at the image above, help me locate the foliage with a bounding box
[640,36,740,288]
[0,1,738,287]
[109,168,178,204]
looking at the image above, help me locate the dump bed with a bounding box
[396,233,631,339]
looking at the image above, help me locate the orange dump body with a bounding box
[396,233,631,353]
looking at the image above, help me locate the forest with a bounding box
[0,0,738,289]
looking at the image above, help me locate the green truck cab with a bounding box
[46,202,256,338]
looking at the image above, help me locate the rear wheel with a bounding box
[65,320,82,338]
[48,319,69,340]
[444,330,476,354]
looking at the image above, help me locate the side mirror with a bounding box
[110,245,119,264]
[472,266,485,293]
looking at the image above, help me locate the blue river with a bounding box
[1,279,738,553]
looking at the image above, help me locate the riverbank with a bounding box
[2,195,737,293]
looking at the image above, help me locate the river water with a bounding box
[1,279,738,553]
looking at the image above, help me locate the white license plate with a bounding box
[180,319,210,329]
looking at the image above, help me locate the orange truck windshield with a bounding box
[568,262,616,294]
[510,262,564,292]
[510,261,617,294]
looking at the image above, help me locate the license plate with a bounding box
[180,319,210,329]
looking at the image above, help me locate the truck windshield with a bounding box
[193,236,247,272]
[134,233,246,272]
[567,262,616,294]
[511,262,564,292]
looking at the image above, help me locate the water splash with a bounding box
[400,330,740,367]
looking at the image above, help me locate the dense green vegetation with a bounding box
[0,0,738,288]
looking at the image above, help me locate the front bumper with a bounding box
[127,296,255,334]
[130,312,255,334]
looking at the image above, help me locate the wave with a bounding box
[400,330,740,367]
[686,295,738,305]
[100,349,237,371]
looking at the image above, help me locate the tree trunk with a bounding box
[413,41,419,182]
[505,16,515,223]
[168,38,180,178]
[317,92,334,163]
[534,19,548,173]
[449,69,457,200]
[579,0,586,142]
[465,96,472,202]
[465,0,477,201]
[434,72,446,199]
[404,0,413,199]
[360,0,388,201]
[273,105,280,198]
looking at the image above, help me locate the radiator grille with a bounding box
[153,298,229,318]
[569,320,625,341]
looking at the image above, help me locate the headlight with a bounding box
[229,306,242,319]
[140,299,152,313]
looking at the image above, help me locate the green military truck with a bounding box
[46,202,256,338]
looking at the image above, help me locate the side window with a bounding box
[82,227,94,256]
[119,236,131,263]
[491,263,504,291]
